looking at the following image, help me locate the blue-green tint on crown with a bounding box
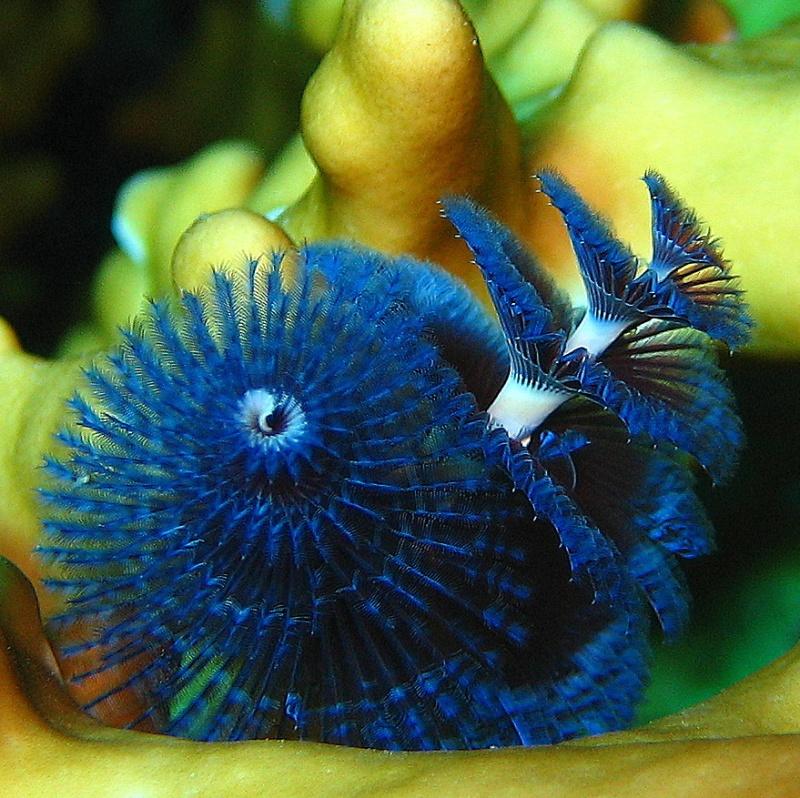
[39,252,647,750]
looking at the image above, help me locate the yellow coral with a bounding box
[170,209,294,293]
[78,0,800,356]
[526,20,800,355]
[0,349,86,615]
[2,556,800,797]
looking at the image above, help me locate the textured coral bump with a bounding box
[40,175,750,750]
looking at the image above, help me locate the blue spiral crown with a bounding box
[39,173,750,750]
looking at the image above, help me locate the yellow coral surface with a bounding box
[66,0,800,357]
[2,556,800,797]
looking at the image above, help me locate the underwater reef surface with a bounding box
[83,1,796,357]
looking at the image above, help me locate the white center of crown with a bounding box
[237,389,307,450]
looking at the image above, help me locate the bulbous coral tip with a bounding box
[0,317,21,354]
[282,0,528,285]
[301,0,483,168]
[171,208,295,293]
[111,168,173,266]
[344,0,478,81]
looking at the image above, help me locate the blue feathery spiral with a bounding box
[40,251,647,749]
[40,174,749,750]
[443,173,750,638]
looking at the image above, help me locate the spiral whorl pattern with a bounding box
[40,254,646,749]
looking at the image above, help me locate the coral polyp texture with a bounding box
[39,175,749,750]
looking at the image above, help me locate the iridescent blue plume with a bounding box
[442,178,749,637]
[578,319,744,483]
[536,170,677,356]
[38,175,748,750]
[39,251,647,749]
[441,195,574,333]
[443,198,623,604]
[441,196,577,442]
[533,399,714,639]
[491,429,625,606]
[643,170,753,349]
[302,240,509,408]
